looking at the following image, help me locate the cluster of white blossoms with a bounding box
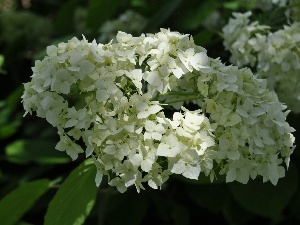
[223,11,300,112]
[286,0,300,22]
[98,10,147,44]
[222,12,270,67]
[22,29,295,192]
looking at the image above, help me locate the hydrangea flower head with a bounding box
[222,11,270,67]
[223,12,300,113]
[22,29,295,192]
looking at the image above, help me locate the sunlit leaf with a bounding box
[0,54,5,74]
[0,54,4,66]
[5,139,71,164]
[0,179,50,225]
[223,1,240,10]
[44,160,97,225]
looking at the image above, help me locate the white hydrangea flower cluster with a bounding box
[223,12,300,112]
[222,11,270,67]
[286,0,300,22]
[22,29,295,192]
[257,22,300,111]
[181,58,294,185]
[98,10,147,44]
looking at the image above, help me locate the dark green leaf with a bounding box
[289,161,300,222]
[147,191,170,223]
[171,203,190,225]
[0,86,23,139]
[186,183,230,213]
[144,0,182,32]
[5,139,71,164]
[222,197,254,225]
[86,0,124,33]
[0,106,12,125]
[229,163,298,219]
[131,0,147,7]
[193,30,215,47]
[104,190,148,225]
[6,85,23,109]
[290,190,300,222]
[44,160,98,225]
[0,179,50,225]
[54,0,80,35]
[174,1,217,31]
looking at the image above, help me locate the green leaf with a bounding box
[131,0,147,7]
[0,86,23,139]
[0,54,4,67]
[144,0,182,32]
[0,106,12,125]
[174,1,217,31]
[0,179,50,225]
[44,160,98,225]
[223,1,240,10]
[5,139,71,164]
[228,163,298,219]
[0,54,5,74]
[6,85,24,109]
[0,120,21,140]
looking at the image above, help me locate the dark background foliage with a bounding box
[0,0,299,224]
